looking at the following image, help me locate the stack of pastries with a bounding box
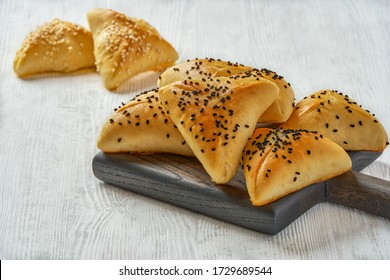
[13,9,388,206]
[97,58,389,206]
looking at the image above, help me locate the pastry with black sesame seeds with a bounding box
[97,89,194,156]
[232,68,295,123]
[158,58,295,123]
[281,90,388,151]
[243,128,352,206]
[157,58,252,87]
[158,76,279,184]
[87,8,178,90]
[14,19,95,77]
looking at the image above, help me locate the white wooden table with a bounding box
[1,0,389,259]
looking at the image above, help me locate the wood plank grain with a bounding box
[92,150,386,235]
[326,171,390,217]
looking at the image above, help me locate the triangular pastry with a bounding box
[157,58,252,87]
[243,128,352,206]
[158,58,295,123]
[281,90,389,151]
[97,89,194,156]
[231,69,295,123]
[158,76,279,184]
[87,8,179,90]
[14,19,95,77]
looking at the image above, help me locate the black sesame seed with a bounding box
[117,138,122,142]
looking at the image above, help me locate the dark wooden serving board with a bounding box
[92,151,390,235]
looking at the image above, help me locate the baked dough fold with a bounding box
[97,89,194,156]
[14,19,95,77]
[281,90,388,151]
[243,128,352,206]
[88,8,178,90]
[158,58,295,123]
[159,76,279,184]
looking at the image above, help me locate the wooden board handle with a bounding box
[325,170,390,218]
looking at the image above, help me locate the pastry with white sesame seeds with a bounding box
[159,76,279,184]
[87,8,178,90]
[97,89,194,156]
[13,18,95,77]
[243,128,352,206]
[158,58,295,123]
[280,90,389,151]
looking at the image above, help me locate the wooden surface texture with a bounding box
[92,151,386,235]
[0,0,390,259]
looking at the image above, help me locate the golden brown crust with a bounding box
[231,69,295,123]
[281,90,389,151]
[13,19,95,77]
[158,58,295,123]
[97,89,194,156]
[87,8,179,90]
[158,76,279,184]
[157,58,252,87]
[243,128,352,206]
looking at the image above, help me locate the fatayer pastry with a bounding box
[11,9,388,206]
[97,56,388,205]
